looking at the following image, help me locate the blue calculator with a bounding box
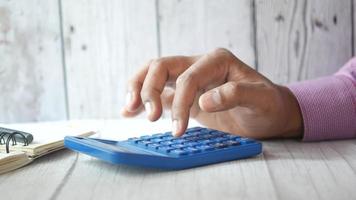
[64,127,262,170]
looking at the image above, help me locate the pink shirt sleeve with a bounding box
[287,58,356,141]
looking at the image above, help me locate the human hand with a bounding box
[121,48,302,139]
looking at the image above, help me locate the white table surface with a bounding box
[1,119,356,200]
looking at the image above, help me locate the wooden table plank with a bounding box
[0,149,78,200]
[264,140,356,200]
[1,141,355,200]
[1,120,356,200]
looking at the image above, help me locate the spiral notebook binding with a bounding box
[0,131,29,153]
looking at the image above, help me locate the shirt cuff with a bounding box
[287,75,356,141]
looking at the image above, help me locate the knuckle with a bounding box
[221,82,240,103]
[140,89,149,101]
[171,103,182,111]
[140,89,154,101]
[176,72,196,86]
[228,82,241,93]
[206,48,236,68]
[171,102,192,115]
[227,82,243,103]
[150,58,166,70]
[216,89,227,105]
[144,59,154,67]
[141,85,161,101]
[212,47,233,57]
[138,59,153,71]
[213,47,229,54]
[171,104,185,118]
[141,86,157,99]
[128,79,141,90]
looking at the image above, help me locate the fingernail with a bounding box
[172,119,179,136]
[211,89,221,105]
[144,101,152,117]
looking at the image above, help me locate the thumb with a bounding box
[198,81,269,112]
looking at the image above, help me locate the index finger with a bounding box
[140,56,198,121]
[171,49,232,136]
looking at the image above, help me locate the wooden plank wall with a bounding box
[158,0,255,66]
[0,0,354,122]
[256,0,352,84]
[0,0,67,123]
[61,0,159,119]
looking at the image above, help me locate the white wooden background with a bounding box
[0,0,353,123]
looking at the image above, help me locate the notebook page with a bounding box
[0,151,32,174]
[0,120,96,157]
[0,121,97,145]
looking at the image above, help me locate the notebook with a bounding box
[0,121,96,174]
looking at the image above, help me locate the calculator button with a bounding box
[239,138,254,144]
[137,140,152,146]
[183,147,201,154]
[224,140,240,146]
[183,147,201,153]
[171,139,185,144]
[210,137,228,143]
[150,138,163,143]
[171,144,185,148]
[183,141,198,147]
[160,141,174,145]
[211,142,228,149]
[223,135,241,140]
[195,145,214,151]
[210,131,225,137]
[181,134,190,138]
[140,135,152,140]
[160,136,173,141]
[194,133,205,138]
[184,136,199,141]
[169,149,188,156]
[146,143,160,149]
[186,131,201,136]
[187,127,201,132]
[157,146,175,153]
[196,139,213,144]
[209,130,219,134]
[199,135,211,140]
[200,129,210,133]
[127,137,141,143]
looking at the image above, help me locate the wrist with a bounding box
[277,85,303,138]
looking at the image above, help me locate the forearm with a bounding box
[287,59,356,141]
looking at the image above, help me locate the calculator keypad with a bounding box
[124,127,256,157]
